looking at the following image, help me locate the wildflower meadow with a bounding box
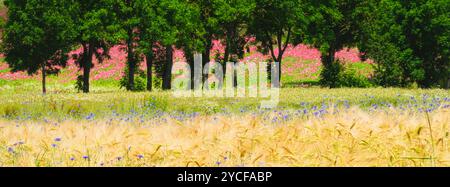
[0,0,448,169]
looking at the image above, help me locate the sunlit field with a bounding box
[0,4,447,166]
[1,82,449,166]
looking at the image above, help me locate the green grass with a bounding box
[281,61,374,87]
[0,80,448,120]
[344,62,374,76]
[0,68,9,73]
[0,58,447,121]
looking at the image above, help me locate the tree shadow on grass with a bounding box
[283,80,320,88]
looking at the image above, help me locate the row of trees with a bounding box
[1,0,448,93]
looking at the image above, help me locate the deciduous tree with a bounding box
[1,0,76,93]
[359,0,449,88]
[306,0,367,88]
[72,0,120,93]
[249,0,307,83]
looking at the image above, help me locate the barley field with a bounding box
[1,86,449,166]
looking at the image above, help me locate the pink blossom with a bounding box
[0,41,372,82]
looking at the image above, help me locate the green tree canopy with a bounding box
[134,0,178,91]
[305,0,368,88]
[214,0,255,63]
[360,0,449,88]
[248,0,307,82]
[113,0,141,91]
[72,0,121,93]
[1,0,76,93]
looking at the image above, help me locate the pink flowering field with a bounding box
[0,41,373,87]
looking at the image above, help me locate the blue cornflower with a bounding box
[272,117,278,123]
[319,109,326,114]
[372,104,378,109]
[85,113,95,120]
[13,141,24,146]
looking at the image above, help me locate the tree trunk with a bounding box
[146,50,153,92]
[225,26,238,87]
[326,47,336,68]
[321,46,337,88]
[184,49,195,90]
[447,78,450,89]
[202,35,212,84]
[276,32,282,86]
[41,63,46,94]
[127,29,135,91]
[163,45,173,90]
[202,35,211,66]
[278,57,282,87]
[82,43,93,93]
[224,42,230,63]
[224,27,232,63]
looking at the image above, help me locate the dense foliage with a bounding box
[71,0,119,93]
[1,0,448,93]
[359,0,449,88]
[1,0,76,93]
